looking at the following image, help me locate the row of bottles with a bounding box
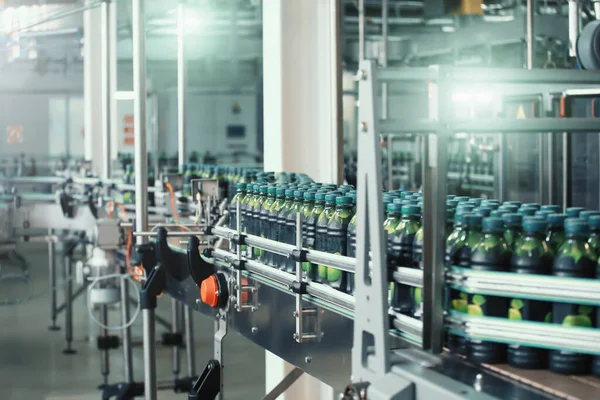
[122,163,155,206]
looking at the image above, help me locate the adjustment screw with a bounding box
[304,356,312,364]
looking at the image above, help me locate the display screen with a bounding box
[227,125,246,138]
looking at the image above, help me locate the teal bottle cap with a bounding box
[246,183,254,191]
[566,207,585,218]
[564,218,589,235]
[315,192,326,201]
[541,205,561,213]
[294,190,305,199]
[387,203,402,214]
[476,207,492,217]
[259,185,268,194]
[589,215,600,230]
[236,182,246,190]
[547,213,567,228]
[446,195,456,200]
[325,193,339,204]
[303,191,316,201]
[504,201,522,208]
[491,209,507,219]
[267,187,277,195]
[336,196,353,205]
[463,213,483,228]
[502,213,522,227]
[482,217,504,232]
[401,205,421,216]
[499,205,518,213]
[284,189,295,197]
[447,199,459,208]
[534,210,553,220]
[522,216,547,233]
[518,207,537,216]
[523,203,541,210]
[469,198,483,207]
[579,210,600,222]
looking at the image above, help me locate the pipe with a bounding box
[595,1,600,19]
[177,2,186,167]
[568,0,580,58]
[526,0,534,69]
[358,0,365,61]
[101,0,111,180]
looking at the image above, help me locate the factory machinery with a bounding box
[4,58,600,400]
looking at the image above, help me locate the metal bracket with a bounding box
[214,308,228,400]
[232,202,258,313]
[352,60,391,384]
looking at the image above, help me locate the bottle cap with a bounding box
[476,207,492,217]
[463,213,483,228]
[284,189,295,197]
[518,207,537,216]
[523,203,541,210]
[589,215,600,230]
[534,210,553,220]
[236,182,246,191]
[523,216,547,233]
[566,207,585,218]
[499,205,518,213]
[246,183,254,191]
[446,195,456,200]
[502,213,522,227]
[336,196,353,205]
[547,213,567,228]
[541,205,561,213]
[294,190,305,199]
[564,218,589,235]
[268,187,277,195]
[579,210,600,222]
[491,209,506,219]
[469,198,483,207]
[401,205,421,216]
[315,192,326,202]
[259,185,268,194]
[387,203,402,214]
[504,201,522,208]
[325,193,339,204]
[303,191,316,201]
[348,191,357,202]
[455,196,470,203]
[482,217,504,232]
[447,199,459,208]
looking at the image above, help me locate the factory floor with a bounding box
[0,243,265,400]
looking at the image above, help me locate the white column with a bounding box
[263,0,342,184]
[83,7,105,175]
[263,0,341,398]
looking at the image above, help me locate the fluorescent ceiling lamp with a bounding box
[184,9,213,32]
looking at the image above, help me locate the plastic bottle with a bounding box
[183,164,193,197]
[282,189,306,272]
[390,205,421,315]
[468,217,511,364]
[508,216,553,369]
[265,187,286,267]
[325,196,354,291]
[229,183,246,231]
[446,204,476,265]
[303,192,326,280]
[502,213,523,249]
[546,213,567,253]
[257,186,275,262]
[315,193,339,283]
[550,218,596,375]
[447,213,483,355]
[588,215,600,256]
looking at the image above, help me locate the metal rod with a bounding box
[109,0,118,180]
[177,1,186,167]
[101,0,111,180]
[526,0,534,69]
[133,231,207,237]
[184,304,196,377]
[143,308,157,400]
[128,296,173,330]
[100,305,110,384]
[55,285,87,314]
[235,202,243,312]
[133,0,148,247]
[563,132,572,208]
[121,269,134,383]
[48,229,59,330]
[294,212,303,343]
[121,223,200,228]
[568,0,580,58]
[171,298,180,378]
[595,1,600,18]
[358,0,365,61]
[387,136,393,190]
[63,252,75,353]
[8,2,101,35]
[262,368,304,400]
[381,0,389,122]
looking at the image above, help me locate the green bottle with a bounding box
[277,188,297,271]
[123,164,134,204]
[468,217,511,364]
[282,189,306,272]
[446,204,476,264]
[588,216,600,255]
[315,193,339,283]
[546,213,567,253]
[267,187,287,267]
[502,213,523,249]
[229,183,246,231]
[183,164,193,197]
[325,196,354,292]
[508,216,553,369]
[303,192,326,280]
[253,185,270,259]
[550,218,596,375]
[390,205,421,315]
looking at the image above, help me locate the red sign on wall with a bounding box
[6,125,23,144]
[123,114,134,146]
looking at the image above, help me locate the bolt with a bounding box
[293,333,298,340]
[195,299,201,305]
[361,122,368,132]
[251,327,258,334]
[216,313,221,318]
[304,356,312,364]
[293,311,298,318]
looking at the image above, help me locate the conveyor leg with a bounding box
[171,298,181,378]
[100,304,110,385]
[63,247,76,355]
[48,230,60,331]
[184,304,196,377]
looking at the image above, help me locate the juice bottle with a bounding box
[502,213,522,249]
[566,207,585,218]
[446,204,476,265]
[546,213,567,253]
[229,183,246,231]
[468,217,511,364]
[447,213,483,355]
[315,193,339,283]
[303,192,326,280]
[258,186,276,263]
[325,196,354,291]
[345,194,357,294]
[390,205,421,315]
[268,187,288,267]
[588,215,600,255]
[508,216,553,369]
[282,189,306,272]
[550,218,596,375]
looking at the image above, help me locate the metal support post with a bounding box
[358,0,365,61]
[568,0,580,58]
[63,248,76,354]
[387,136,393,190]
[121,268,134,383]
[352,60,390,384]
[422,68,449,353]
[262,368,304,400]
[100,305,110,385]
[214,312,228,400]
[143,308,157,400]
[184,305,196,377]
[177,1,186,167]
[171,298,181,378]
[294,212,304,342]
[101,0,111,179]
[562,132,572,208]
[48,229,59,330]
[526,0,534,70]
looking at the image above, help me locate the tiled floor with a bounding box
[0,243,265,400]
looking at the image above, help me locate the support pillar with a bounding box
[262,0,342,398]
[84,6,105,175]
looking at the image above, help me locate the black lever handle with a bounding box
[187,236,215,286]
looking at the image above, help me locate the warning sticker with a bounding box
[6,125,23,144]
